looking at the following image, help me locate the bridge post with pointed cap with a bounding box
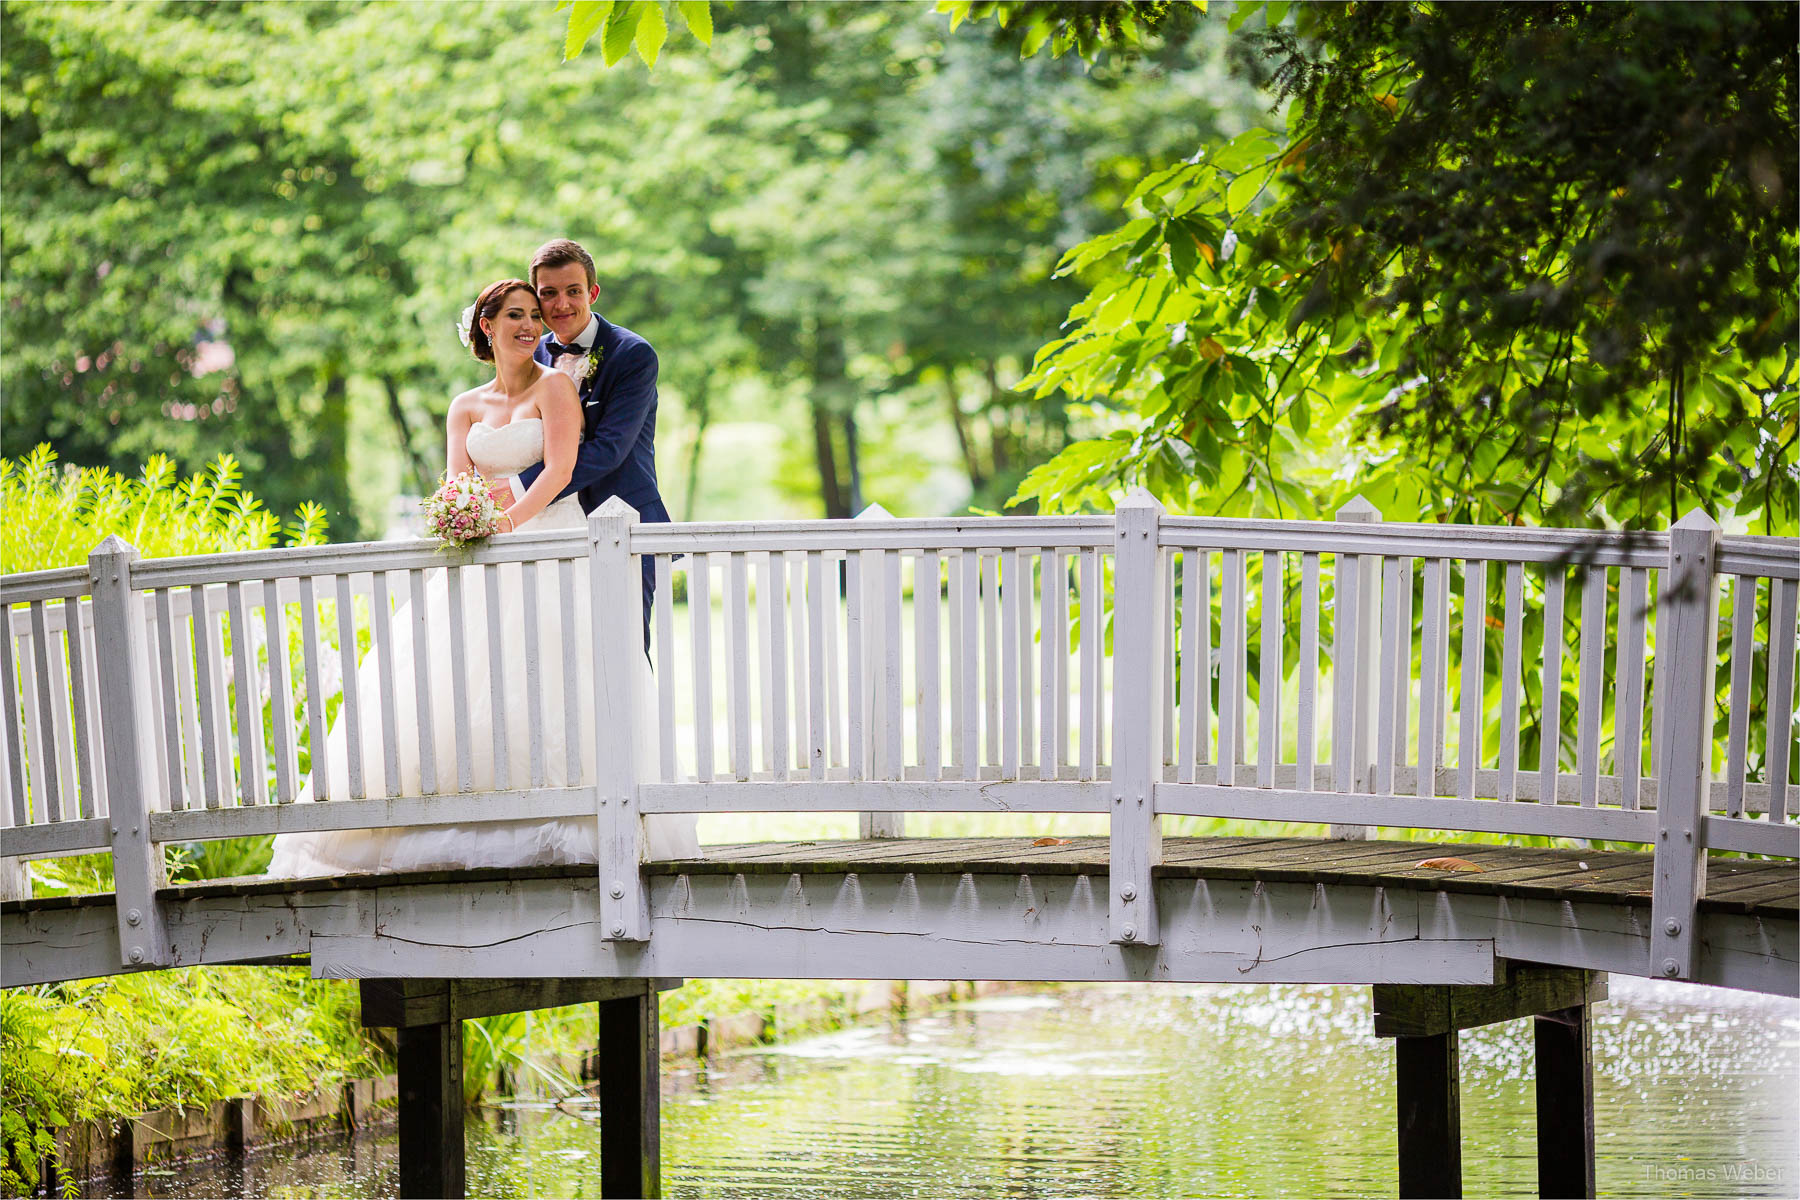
[1110,489,1165,946]
[1651,508,1721,981]
[1332,496,1381,839]
[854,502,904,839]
[590,498,650,942]
[88,535,171,967]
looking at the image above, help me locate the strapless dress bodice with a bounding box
[466,418,585,532]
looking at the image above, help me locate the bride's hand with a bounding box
[498,511,517,534]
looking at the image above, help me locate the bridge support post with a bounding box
[396,1019,464,1200]
[1375,965,1605,1200]
[1534,1003,1595,1199]
[598,986,662,1199]
[1109,489,1165,946]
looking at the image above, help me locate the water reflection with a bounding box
[90,977,1798,1199]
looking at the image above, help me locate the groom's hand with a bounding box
[487,479,517,508]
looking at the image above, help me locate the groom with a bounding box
[508,238,670,646]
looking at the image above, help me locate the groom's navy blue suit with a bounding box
[517,313,669,646]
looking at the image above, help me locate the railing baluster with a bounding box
[1615,565,1648,810]
[410,567,439,796]
[1577,565,1606,808]
[484,566,511,792]
[1041,550,1059,779]
[1216,549,1244,787]
[44,616,78,815]
[982,550,1000,768]
[1395,557,1414,772]
[521,561,546,789]
[1052,550,1070,776]
[336,576,366,798]
[689,553,714,782]
[559,559,582,785]
[1260,551,1286,790]
[1538,566,1566,807]
[227,582,265,806]
[154,590,188,810]
[806,552,828,780]
[883,548,904,783]
[1079,548,1099,780]
[825,553,843,770]
[1766,578,1797,823]
[763,554,784,780]
[949,549,968,777]
[727,552,750,781]
[846,550,867,780]
[27,603,62,822]
[1,620,27,826]
[1722,575,1755,818]
[298,576,332,802]
[62,598,100,819]
[959,549,981,781]
[263,581,298,804]
[1162,552,1177,779]
[1375,557,1402,796]
[371,572,402,796]
[1297,552,1320,791]
[1417,559,1448,800]
[654,556,677,782]
[1331,551,1359,796]
[192,585,226,809]
[1000,549,1021,779]
[1649,573,1670,779]
[788,553,808,774]
[447,566,474,793]
[920,551,942,780]
[1458,561,1489,802]
[756,552,777,776]
[1178,550,1203,786]
[1497,562,1524,802]
[1019,549,1037,775]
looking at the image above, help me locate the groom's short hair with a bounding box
[530,239,597,289]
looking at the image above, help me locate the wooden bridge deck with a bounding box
[6,836,1794,993]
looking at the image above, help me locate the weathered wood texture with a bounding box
[1394,1030,1462,1199]
[1372,965,1607,1037]
[599,988,662,1199]
[396,1020,463,1200]
[1536,1004,1596,1200]
[358,977,680,1028]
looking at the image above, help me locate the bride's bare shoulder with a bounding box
[447,384,493,420]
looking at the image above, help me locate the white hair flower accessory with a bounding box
[456,303,477,349]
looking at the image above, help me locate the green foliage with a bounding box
[939,0,1204,62]
[1009,3,1797,532]
[560,0,714,67]
[0,969,380,1195]
[0,444,327,576]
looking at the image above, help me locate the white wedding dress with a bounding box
[266,418,699,878]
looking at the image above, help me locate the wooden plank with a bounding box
[483,566,510,792]
[1374,967,1604,1037]
[1417,559,1447,800]
[1260,551,1285,789]
[1723,575,1755,818]
[1216,549,1243,787]
[1614,565,1647,809]
[1767,578,1797,823]
[359,977,669,1028]
[727,552,751,780]
[689,553,714,781]
[520,561,546,789]
[1496,562,1524,802]
[442,566,473,793]
[1457,561,1488,801]
[1297,552,1321,790]
[921,551,943,779]
[1577,566,1606,808]
[411,568,441,795]
[1539,566,1565,815]
[262,579,298,804]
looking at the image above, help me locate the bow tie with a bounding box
[546,340,588,359]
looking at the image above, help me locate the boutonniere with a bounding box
[578,346,603,383]
[556,345,603,386]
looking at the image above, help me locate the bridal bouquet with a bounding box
[422,470,505,549]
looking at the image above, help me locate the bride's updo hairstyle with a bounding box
[466,278,535,362]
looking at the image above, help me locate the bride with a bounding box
[266,279,698,877]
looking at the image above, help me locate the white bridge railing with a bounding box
[3,495,1795,980]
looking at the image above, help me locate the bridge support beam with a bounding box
[362,977,681,1200]
[1375,964,1605,1200]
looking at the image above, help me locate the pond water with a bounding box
[97,976,1797,1199]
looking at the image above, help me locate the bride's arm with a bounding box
[498,374,580,532]
[445,393,477,477]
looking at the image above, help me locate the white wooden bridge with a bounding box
[3,495,1795,1197]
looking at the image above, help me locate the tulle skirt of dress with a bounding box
[266,498,698,878]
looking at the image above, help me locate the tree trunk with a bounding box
[683,379,712,521]
[842,409,864,515]
[811,396,846,519]
[382,375,433,494]
[945,370,986,492]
